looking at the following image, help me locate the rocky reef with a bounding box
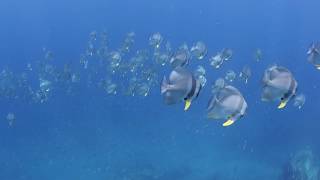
[280,149,320,180]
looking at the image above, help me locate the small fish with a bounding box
[170,48,191,68]
[209,53,224,69]
[239,66,252,84]
[307,42,320,69]
[120,32,135,53]
[154,53,169,66]
[220,48,233,61]
[191,41,207,60]
[194,65,206,77]
[136,83,150,97]
[225,70,236,83]
[293,94,306,109]
[108,51,122,73]
[39,78,52,93]
[6,113,15,127]
[149,33,163,49]
[255,49,262,62]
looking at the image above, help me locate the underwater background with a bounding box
[1,0,320,179]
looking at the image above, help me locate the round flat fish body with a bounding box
[162,67,193,105]
[262,66,297,102]
[207,86,246,121]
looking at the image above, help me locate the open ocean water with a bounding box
[0,0,320,180]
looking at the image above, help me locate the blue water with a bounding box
[1,0,320,179]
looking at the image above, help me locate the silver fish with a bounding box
[261,65,298,109]
[293,94,306,109]
[170,45,191,68]
[149,32,163,49]
[239,66,251,84]
[225,70,236,83]
[191,41,207,60]
[207,85,247,126]
[307,42,320,69]
[161,67,201,110]
[209,53,224,69]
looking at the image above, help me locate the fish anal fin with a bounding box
[278,101,287,109]
[184,100,192,111]
[223,119,235,127]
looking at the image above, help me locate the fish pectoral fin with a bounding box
[184,100,192,111]
[278,101,287,109]
[223,119,235,127]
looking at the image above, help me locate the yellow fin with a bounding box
[184,100,192,111]
[223,119,234,127]
[278,101,287,109]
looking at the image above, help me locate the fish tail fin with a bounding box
[161,76,168,94]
